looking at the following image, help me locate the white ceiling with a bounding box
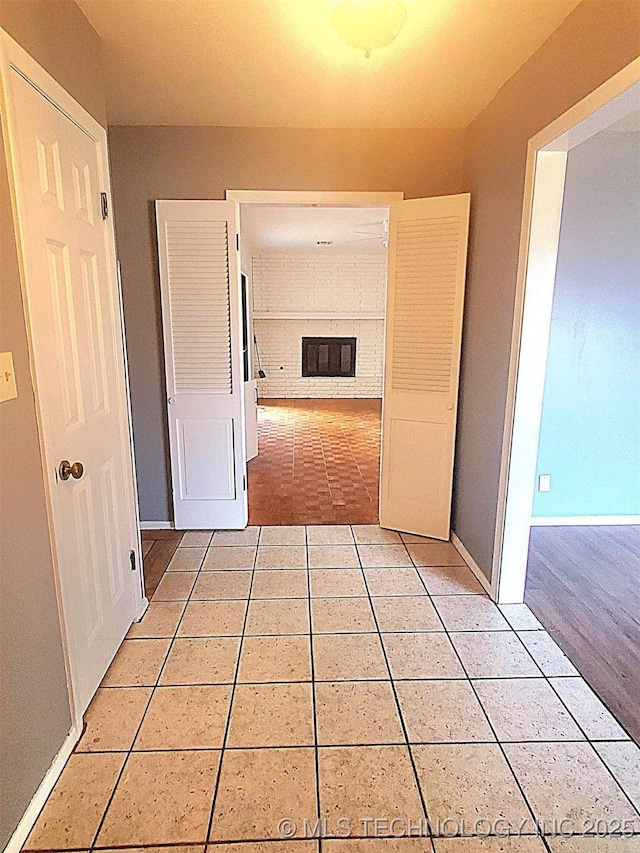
[77,0,581,128]
[241,205,389,254]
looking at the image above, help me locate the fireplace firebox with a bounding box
[302,337,357,378]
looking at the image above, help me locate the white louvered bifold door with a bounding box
[380,194,470,539]
[156,200,247,529]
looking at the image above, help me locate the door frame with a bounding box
[227,190,404,206]
[493,57,640,604]
[227,189,403,521]
[0,29,146,726]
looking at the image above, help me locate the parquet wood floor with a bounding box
[248,398,382,526]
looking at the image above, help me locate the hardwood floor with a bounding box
[525,525,640,743]
[247,398,382,526]
[140,529,183,598]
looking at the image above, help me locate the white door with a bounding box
[156,200,247,529]
[380,194,470,540]
[4,65,142,715]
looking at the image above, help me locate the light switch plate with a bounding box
[0,352,18,402]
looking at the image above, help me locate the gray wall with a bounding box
[108,126,465,522]
[111,4,640,536]
[0,0,106,126]
[452,0,640,580]
[533,129,640,518]
[0,2,105,846]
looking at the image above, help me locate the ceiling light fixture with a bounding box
[331,0,408,59]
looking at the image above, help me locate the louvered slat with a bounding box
[165,220,232,394]
[391,215,462,394]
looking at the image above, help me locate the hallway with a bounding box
[248,399,382,526]
[24,525,640,849]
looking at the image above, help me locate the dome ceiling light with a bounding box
[331,0,408,59]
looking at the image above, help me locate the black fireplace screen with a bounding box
[302,337,357,378]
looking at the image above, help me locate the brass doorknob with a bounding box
[59,460,84,481]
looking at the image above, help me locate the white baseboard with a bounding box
[450,531,493,597]
[139,521,174,530]
[4,724,81,853]
[530,515,640,527]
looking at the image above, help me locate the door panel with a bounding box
[6,68,141,714]
[80,249,110,415]
[156,200,247,529]
[47,238,85,428]
[73,478,103,643]
[177,418,236,500]
[380,194,470,540]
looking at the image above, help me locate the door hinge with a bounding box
[243,474,247,491]
[236,233,239,251]
[129,549,137,571]
[101,192,109,220]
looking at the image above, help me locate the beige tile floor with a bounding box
[23,526,640,851]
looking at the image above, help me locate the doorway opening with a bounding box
[156,189,470,542]
[237,201,389,526]
[495,61,640,740]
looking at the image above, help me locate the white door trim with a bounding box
[226,190,404,206]
[227,188,402,526]
[0,28,146,726]
[493,57,640,604]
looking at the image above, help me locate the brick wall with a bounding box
[251,252,386,398]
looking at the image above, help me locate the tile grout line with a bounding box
[76,736,637,753]
[542,667,640,759]
[356,535,436,847]
[406,547,636,740]
[95,529,239,848]
[409,560,552,844]
[88,532,195,850]
[400,538,552,842]
[430,547,640,820]
[524,658,640,820]
[204,525,261,846]
[43,840,329,853]
[26,823,640,853]
[409,540,640,755]
[306,527,324,852]
[95,675,634,688]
